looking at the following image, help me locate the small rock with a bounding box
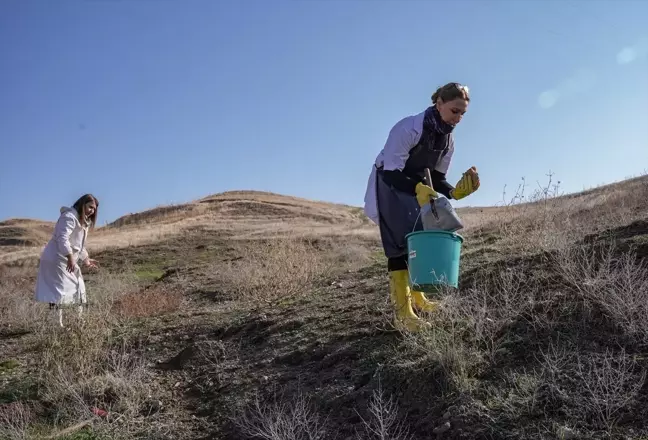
[443,411,451,420]
[433,422,451,435]
[174,381,181,388]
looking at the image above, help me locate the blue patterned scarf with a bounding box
[424,105,455,135]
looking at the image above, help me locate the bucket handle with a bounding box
[424,168,440,222]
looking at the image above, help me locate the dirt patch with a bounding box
[171,268,400,440]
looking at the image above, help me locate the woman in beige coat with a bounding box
[34,194,100,326]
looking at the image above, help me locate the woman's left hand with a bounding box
[84,259,99,269]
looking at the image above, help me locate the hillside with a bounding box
[0,219,55,248]
[1,175,648,440]
[0,190,377,265]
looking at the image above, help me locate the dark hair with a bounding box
[431,82,470,104]
[72,194,99,228]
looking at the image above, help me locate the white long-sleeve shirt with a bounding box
[363,109,454,224]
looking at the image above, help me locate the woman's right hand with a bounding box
[415,182,438,207]
[450,166,480,200]
[66,255,76,273]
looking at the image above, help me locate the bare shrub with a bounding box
[114,285,183,318]
[404,269,537,391]
[488,369,541,420]
[476,171,648,254]
[486,172,569,252]
[555,242,648,343]
[213,238,334,305]
[538,344,646,432]
[234,391,329,440]
[402,322,482,393]
[25,269,156,434]
[574,348,646,431]
[0,401,32,440]
[191,340,240,396]
[447,269,536,362]
[40,335,152,428]
[356,380,413,440]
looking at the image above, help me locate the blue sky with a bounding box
[1,0,647,225]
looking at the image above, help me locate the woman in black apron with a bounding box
[363,82,480,332]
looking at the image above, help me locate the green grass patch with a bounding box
[59,428,103,440]
[628,233,648,245]
[0,359,19,373]
[132,261,167,282]
[134,267,165,282]
[0,377,38,404]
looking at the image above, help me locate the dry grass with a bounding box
[464,172,648,254]
[39,336,152,425]
[208,236,369,306]
[0,265,47,335]
[0,267,169,439]
[113,285,184,318]
[0,219,54,247]
[32,279,155,436]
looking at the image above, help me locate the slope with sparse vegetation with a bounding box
[1,175,647,440]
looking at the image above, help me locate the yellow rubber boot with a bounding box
[410,284,440,313]
[389,270,430,332]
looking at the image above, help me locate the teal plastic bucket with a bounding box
[405,230,464,291]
